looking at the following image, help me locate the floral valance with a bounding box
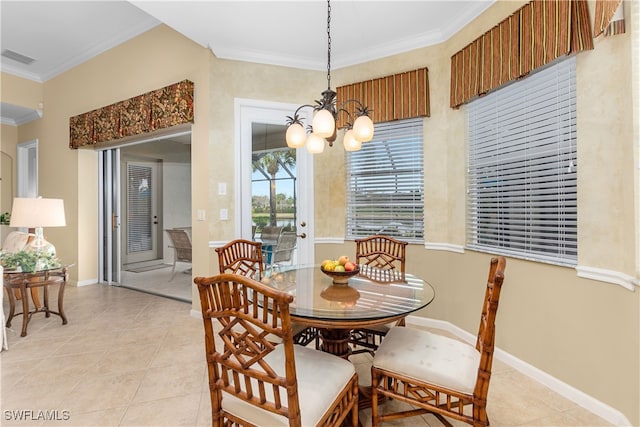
[450,0,593,108]
[69,80,194,149]
[336,67,430,128]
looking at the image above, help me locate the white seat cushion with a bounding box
[222,344,355,426]
[373,326,480,394]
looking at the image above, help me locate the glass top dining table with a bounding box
[260,264,435,357]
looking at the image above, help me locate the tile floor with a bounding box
[1,278,613,426]
[120,262,192,302]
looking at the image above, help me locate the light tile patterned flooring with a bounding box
[120,261,192,302]
[1,275,613,427]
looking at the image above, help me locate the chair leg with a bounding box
[169,260,177,282]
[371,370,380,427]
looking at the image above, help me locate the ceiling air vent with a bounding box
[1,49,35,65]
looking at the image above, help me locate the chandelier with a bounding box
[285,0,374,153]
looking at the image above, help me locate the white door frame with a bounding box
[16,139,38,197]
[234,98,315,265]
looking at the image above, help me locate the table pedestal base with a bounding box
[318,328,352,358]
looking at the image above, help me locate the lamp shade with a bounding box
[306,133,325,154]
[9,198,66,228]
[312,109,335,138]
[343,129,362,152]
[286,123,307,148]
[353,115,374,142]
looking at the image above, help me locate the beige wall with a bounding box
[0,124,18,244]
[14,25,212,284]
[0,73,42,113]
[2,0,638,424]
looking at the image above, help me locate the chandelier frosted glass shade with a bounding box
[285,123,307,148]
[306,133,326,153]
[353,115,375,142]
[312,109,335,138]
[343,129,362,151]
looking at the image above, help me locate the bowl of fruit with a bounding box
[320,256,360,285]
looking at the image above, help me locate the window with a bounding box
[466,57,577,265]
[346,118,424,242]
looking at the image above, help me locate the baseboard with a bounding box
[406,315,632,427]
[186,303,631,426]
[76,278,98,287]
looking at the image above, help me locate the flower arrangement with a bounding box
[0,250,62,272]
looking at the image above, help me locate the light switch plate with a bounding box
[197,209,206,221]
[218,182,227,195]
[219,208,228,220]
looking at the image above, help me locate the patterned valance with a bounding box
[336,67,429,128]
[69,80,194,149]
[594,0,625,37]
[450,0,593,108]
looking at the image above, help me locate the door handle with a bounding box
[297,233,307,239]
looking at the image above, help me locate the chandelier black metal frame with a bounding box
[285,0,374,153]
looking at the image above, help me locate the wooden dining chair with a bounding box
[370,256,507,427]
[350,235,408,353]
[215,239,263,278]
[195,273,359,427]
[215,239,318,347]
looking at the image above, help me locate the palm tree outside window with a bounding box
[252,149,297,233]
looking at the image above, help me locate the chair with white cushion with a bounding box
[195,273,359,427]
[371,256,506,427]
[350,235,408,354]
[215,239,318,347]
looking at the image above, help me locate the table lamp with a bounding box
[9,197,66,259]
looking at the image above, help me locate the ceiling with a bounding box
[0,0,494,126]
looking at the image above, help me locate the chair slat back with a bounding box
[474,256,506,400]
[260,226,282,242]
[273,232,297,264]
[195,273,301,425]
[165,229,192,262]
[216,239,264,278]
[355,235,407,272]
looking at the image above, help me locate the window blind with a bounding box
[346,118,424,242]
[466,57,577,265]
[127,163,153,253]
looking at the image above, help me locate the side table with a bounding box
[3,266,69,337]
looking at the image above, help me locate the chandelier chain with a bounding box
[284,0,374,152]
[326,0,331,90]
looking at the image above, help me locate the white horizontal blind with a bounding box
[346,118,424,242]
[466,57,577,265]
[127,163,153,253]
